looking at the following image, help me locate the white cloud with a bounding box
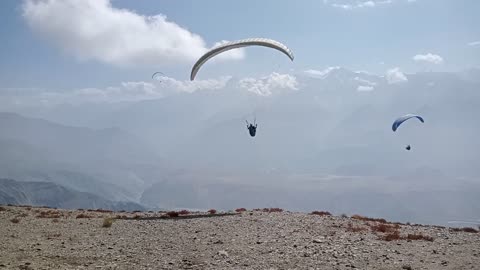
[386,67,408,84]
[159,76,232,94]
[22,0,243,67]
[468,41,480,47]
[304,67,341,79]
[325,0,398,10]
[238,73,298,96]
[2,76,233,106]
[412,53,444,64]
[354,77,377,86]
[2,73,300,106]
[357,85,375,91]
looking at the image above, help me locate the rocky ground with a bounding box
[1,205,479,270]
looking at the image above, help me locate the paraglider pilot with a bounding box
[246,119,257,137]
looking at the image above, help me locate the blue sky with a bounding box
[0,0,479,91]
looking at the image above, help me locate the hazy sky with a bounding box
[0,0,479,92]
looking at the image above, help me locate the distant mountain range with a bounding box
[0,178,144,211]
[1,68,480,224]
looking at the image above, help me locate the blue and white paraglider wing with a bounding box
[392,114,424,132]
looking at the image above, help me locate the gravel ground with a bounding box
[1,205,479,270]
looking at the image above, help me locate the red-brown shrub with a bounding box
[311,211,332,216]
[37,210,62,219]
[166,211,179,218]
[208,209,217,214]
[370,223,397,233]
[76,213,93,219]
[351,214,387,223]
[178,210,190,215]
[263,208,283,213]
[235,208,247,213]
[450,227,478,233]
[407,234,434,241]
[346,223,368,232]
[380,230,401,241]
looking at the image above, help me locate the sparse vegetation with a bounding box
[380,230,402,241]
[262,208,283,213]
[0,206,7,211]
[235,208,247,213]
[311,211,332,216]
[346,223,368,232]
[37,210,62,219]
[351,214,387,223]
[10,218,20,223]
[178,210,190,215]
[208,209,217,214]
[76,213,93,219]
[407,234,434,241]
[370,223,398,233]
[450,227,479,233]
[52,219,59,223]
[102,217,115,228]
[166,211,179,218]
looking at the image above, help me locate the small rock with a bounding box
[313,239,323,244]
[402,265,413,270]
[218,250,229,257]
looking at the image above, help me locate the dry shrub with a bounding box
[52,219,59,223]
[37,210,62,219]
[17,213,29,218]
[380,230,402,241]
[133,214,142,219]
[132,210,142,213]
[346,223,368,232]
[263,208,283,213]
[351,214,387,224]
[370,223,397,233]
[178,210,190,215]
[166,211,179,218]
[235,208,247,213]
[208,209,217,214]
[10,218,20,223]
[76,213,93,219]
[102,217,115,228]
[311,211,332,216]
[0,206,6,211]
[407,234,434,241]
[450,227,478,233]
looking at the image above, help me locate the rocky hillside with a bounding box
[0,205,479,269]
[0,179,145,211]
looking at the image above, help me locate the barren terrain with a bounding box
[1,205,479,269]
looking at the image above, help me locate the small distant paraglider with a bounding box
[152,72,165,82]
[392,114,424,150]
[246,119,257,137]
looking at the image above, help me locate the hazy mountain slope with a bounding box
[0,178,145,211]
